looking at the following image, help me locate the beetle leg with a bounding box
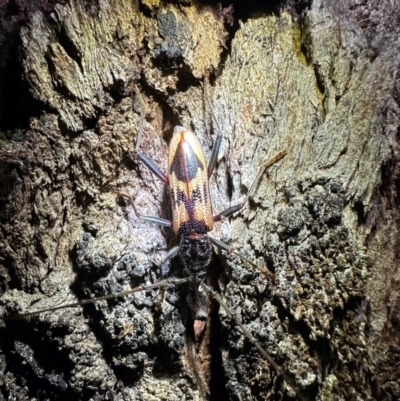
[203,78,223,179]
[213,204,242,222]
[137,214,172,228]
[133,86,146,154]
[158,245,180,266]
[118,192,172,228]
[153,245,181,307]
[213,150,287,222]
[133,86,169,185]
[207,134,222,178]
[209,236,274,282]
[137,153,169,185]
[119,191,175,303]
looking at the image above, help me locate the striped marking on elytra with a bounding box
[168,126,213,235]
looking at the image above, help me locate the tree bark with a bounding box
[0,1,399,400]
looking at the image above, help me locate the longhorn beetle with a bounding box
[6,89,306,400]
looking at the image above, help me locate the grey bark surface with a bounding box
[0,1,399,400]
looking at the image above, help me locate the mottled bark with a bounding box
[0,1,399,400]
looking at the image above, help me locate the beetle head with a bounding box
[180,233,213,273]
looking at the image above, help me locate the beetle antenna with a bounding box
[4,277,189,321]
[199,280,308,401]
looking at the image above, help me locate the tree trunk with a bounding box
[0,1,399,400]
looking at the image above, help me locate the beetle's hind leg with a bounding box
[137,153,169,185]
[133,86,169,185]
[207,134,222,178]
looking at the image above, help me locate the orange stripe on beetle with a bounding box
[168,126,213,235]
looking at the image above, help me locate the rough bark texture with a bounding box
[0,0,399,400]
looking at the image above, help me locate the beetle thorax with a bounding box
[179,233,213,273]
